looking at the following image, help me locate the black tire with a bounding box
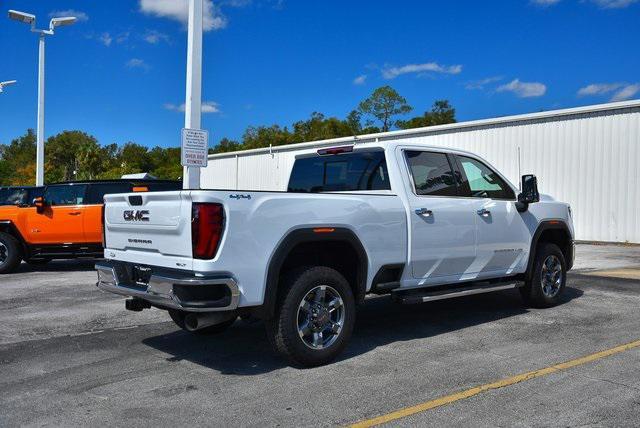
[520,243,567,308]
[168,309,236,335]
[0,232,23,274]
[265,266,356,367]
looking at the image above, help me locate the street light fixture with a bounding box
[7,10,76,186]
[0,80,17,93]
[8,10,34,25]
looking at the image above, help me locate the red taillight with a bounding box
[191,203,224,260]
[101,205,106,247]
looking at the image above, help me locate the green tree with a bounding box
[0,129,37,185]
[45,131,102,182]
[346,110,363,135]
[358,86,413,132]
[242,125,294,150]
[148,146,182,179]
[291,112,354,142]
[397,100,456,129]
[211,137,242,154]
[118,142,153,174]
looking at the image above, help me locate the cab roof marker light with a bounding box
[317,146,354,156]
[313,228,335,233]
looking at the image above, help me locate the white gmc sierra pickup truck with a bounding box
[96,142,574,366]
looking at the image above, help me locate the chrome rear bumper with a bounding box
[96,261,240,313]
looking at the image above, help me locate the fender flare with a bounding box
[0,220,26,242]
[525,220,574,280]
[261,227,368,319]
[0,220,28,254]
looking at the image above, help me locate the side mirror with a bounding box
[33,196,45,213]
[516,175,540,212]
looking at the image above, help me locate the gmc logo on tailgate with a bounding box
[123,210,150,222]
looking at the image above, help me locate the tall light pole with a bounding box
[183,0,203,190]
[8,10,76,186]
[0,80,17,93]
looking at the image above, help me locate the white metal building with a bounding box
[202,100,640,243]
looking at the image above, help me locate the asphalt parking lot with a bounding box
[1,244,639,427]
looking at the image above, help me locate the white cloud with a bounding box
[202,101,221,113]
[139,0,227,31]
[531,0,562,6]
[610,84,640,101]
[49,9,89,22]
[99,32,113,47]
[353,75,367,85]
[126,58,151,71]
[531,0,638,8]
[164,101,221,113]
[143,29,170,44]
[577,82,624,96]
[116,32,130,44]
[465,76,503,90]
[591,0,638,8]
[497,79,547,98]
[382,62,462,79]
[577,82,639,101]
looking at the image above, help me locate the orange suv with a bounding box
[0,179,180,274]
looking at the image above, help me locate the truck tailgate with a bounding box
[103,191,194,270]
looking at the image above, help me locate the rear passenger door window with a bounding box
[405,151,458,197]
[44,185,88,206]
[456,156,515,200]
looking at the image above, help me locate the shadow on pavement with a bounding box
[15,259,100,274]
[143,286,584,376]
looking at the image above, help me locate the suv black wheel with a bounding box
[0,232,22,274]
[168,309,236,335]
[520,243,567,308]
[266,266,356,367]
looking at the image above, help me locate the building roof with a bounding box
[208,99,640,160]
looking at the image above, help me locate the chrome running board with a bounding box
[392,280,523,305]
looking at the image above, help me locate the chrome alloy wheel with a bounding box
[297,285,345,350]
[541,255,563,298]
[0,242,7,265]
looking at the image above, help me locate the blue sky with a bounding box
[1,0,639,149]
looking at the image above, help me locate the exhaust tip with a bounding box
[184,314,199,331]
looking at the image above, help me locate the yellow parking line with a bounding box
[350,339,640,428]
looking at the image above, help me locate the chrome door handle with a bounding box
[477,208,491,217]
[415,208,433,217]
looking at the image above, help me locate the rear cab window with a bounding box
[288,151,391,193]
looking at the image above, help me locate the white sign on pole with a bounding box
[181,128,209,167]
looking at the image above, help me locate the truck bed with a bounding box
[103,190,408,306]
